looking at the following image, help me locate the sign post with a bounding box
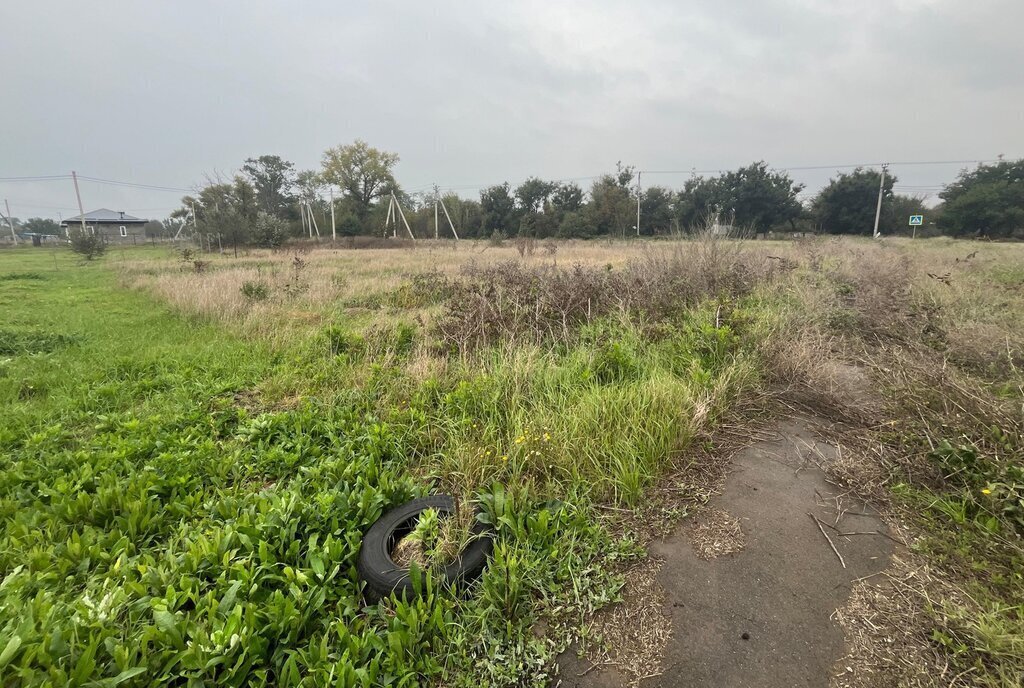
[909,214,923,239]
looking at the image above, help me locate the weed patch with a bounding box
[0,328,78,355]
[0,272,45,281]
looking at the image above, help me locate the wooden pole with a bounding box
[71,171,87,235]
[3,199,16,244]
[636,171,641,237]
[308,202,321,238]
[392,192,415,241]
[383,196,393,238]
[872,164,887,238]
[330,187,336,241]
[439,197,459,240]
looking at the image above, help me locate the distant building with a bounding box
[60,209,148,242]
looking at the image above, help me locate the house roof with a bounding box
[61,208,148,224]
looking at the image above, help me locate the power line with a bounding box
[76,176,193,193]
[0,173,193,192]
[0,157,1002,196]
[0,174,72,182]
[641,158,999,176]
[0,202,79,211]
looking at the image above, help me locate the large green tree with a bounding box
[515,177,556,213]
[712,161,804,232]
[938,159,1024,238]
[174,177,257,248]
[320,140,399,226]
[550,183,584,215]
[21,218,61,235]
[673,177,720,231]
[672,163,803,233]
[550,182,587,238]
[586,163,636,237]
[440,194,483,238]
[812,168,896,235]
[241,155,296,217]
[884,194,929,236]
[639,186,675,235]
[479,183,517,233]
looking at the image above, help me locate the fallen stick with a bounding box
[808,513,846,568]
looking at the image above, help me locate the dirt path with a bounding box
[558,417,893,688]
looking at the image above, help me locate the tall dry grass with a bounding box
[120,240,665,341]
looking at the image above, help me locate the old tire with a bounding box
[356,495,493,601]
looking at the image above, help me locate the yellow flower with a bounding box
[501,455,508,463]
[543,433,551,442]
[515,436,525,444]
[982,488,992,495]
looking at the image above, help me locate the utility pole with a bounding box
[872,164,887,238]
[176,202,196,240]
[3,200,16,244]
[635,171,642,237]
[71,171,87,235]
[440,197,460,240]
[391,192,415,240]
[433,184,439,240]
[383,195,394,238]
[330,187,336,241]
[306,202,320,238]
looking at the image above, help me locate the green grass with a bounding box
[5,237,1024,685]
[0,246,745,686]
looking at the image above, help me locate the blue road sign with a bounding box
[909,215,924,226]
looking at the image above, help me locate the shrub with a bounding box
[365,321,417,358]
[68,231,106,260]
[240,281,270,301]
[250,211,288,248]
[323,325,365,358]
[435,242,772,352]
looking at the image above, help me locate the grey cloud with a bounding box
[1,0,1020,219]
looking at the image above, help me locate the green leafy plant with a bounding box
[68,231,106,260]
[240,280,270,301]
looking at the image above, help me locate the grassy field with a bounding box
[1,236,1023,686]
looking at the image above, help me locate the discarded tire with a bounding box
[357,495,493,601]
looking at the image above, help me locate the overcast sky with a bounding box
[2,0,1022,221]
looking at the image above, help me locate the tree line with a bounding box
[165,141,1024,246]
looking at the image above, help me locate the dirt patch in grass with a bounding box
[832,555,971,688]
[579,557,672,687]
[232,388,304,414]
[688,507,745,559]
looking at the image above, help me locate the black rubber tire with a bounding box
[356,495,494,602]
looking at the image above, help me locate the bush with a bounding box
[68,231,106,260]
[435,242,772,352]
[250,212,288,248]
[240,281,270,301]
